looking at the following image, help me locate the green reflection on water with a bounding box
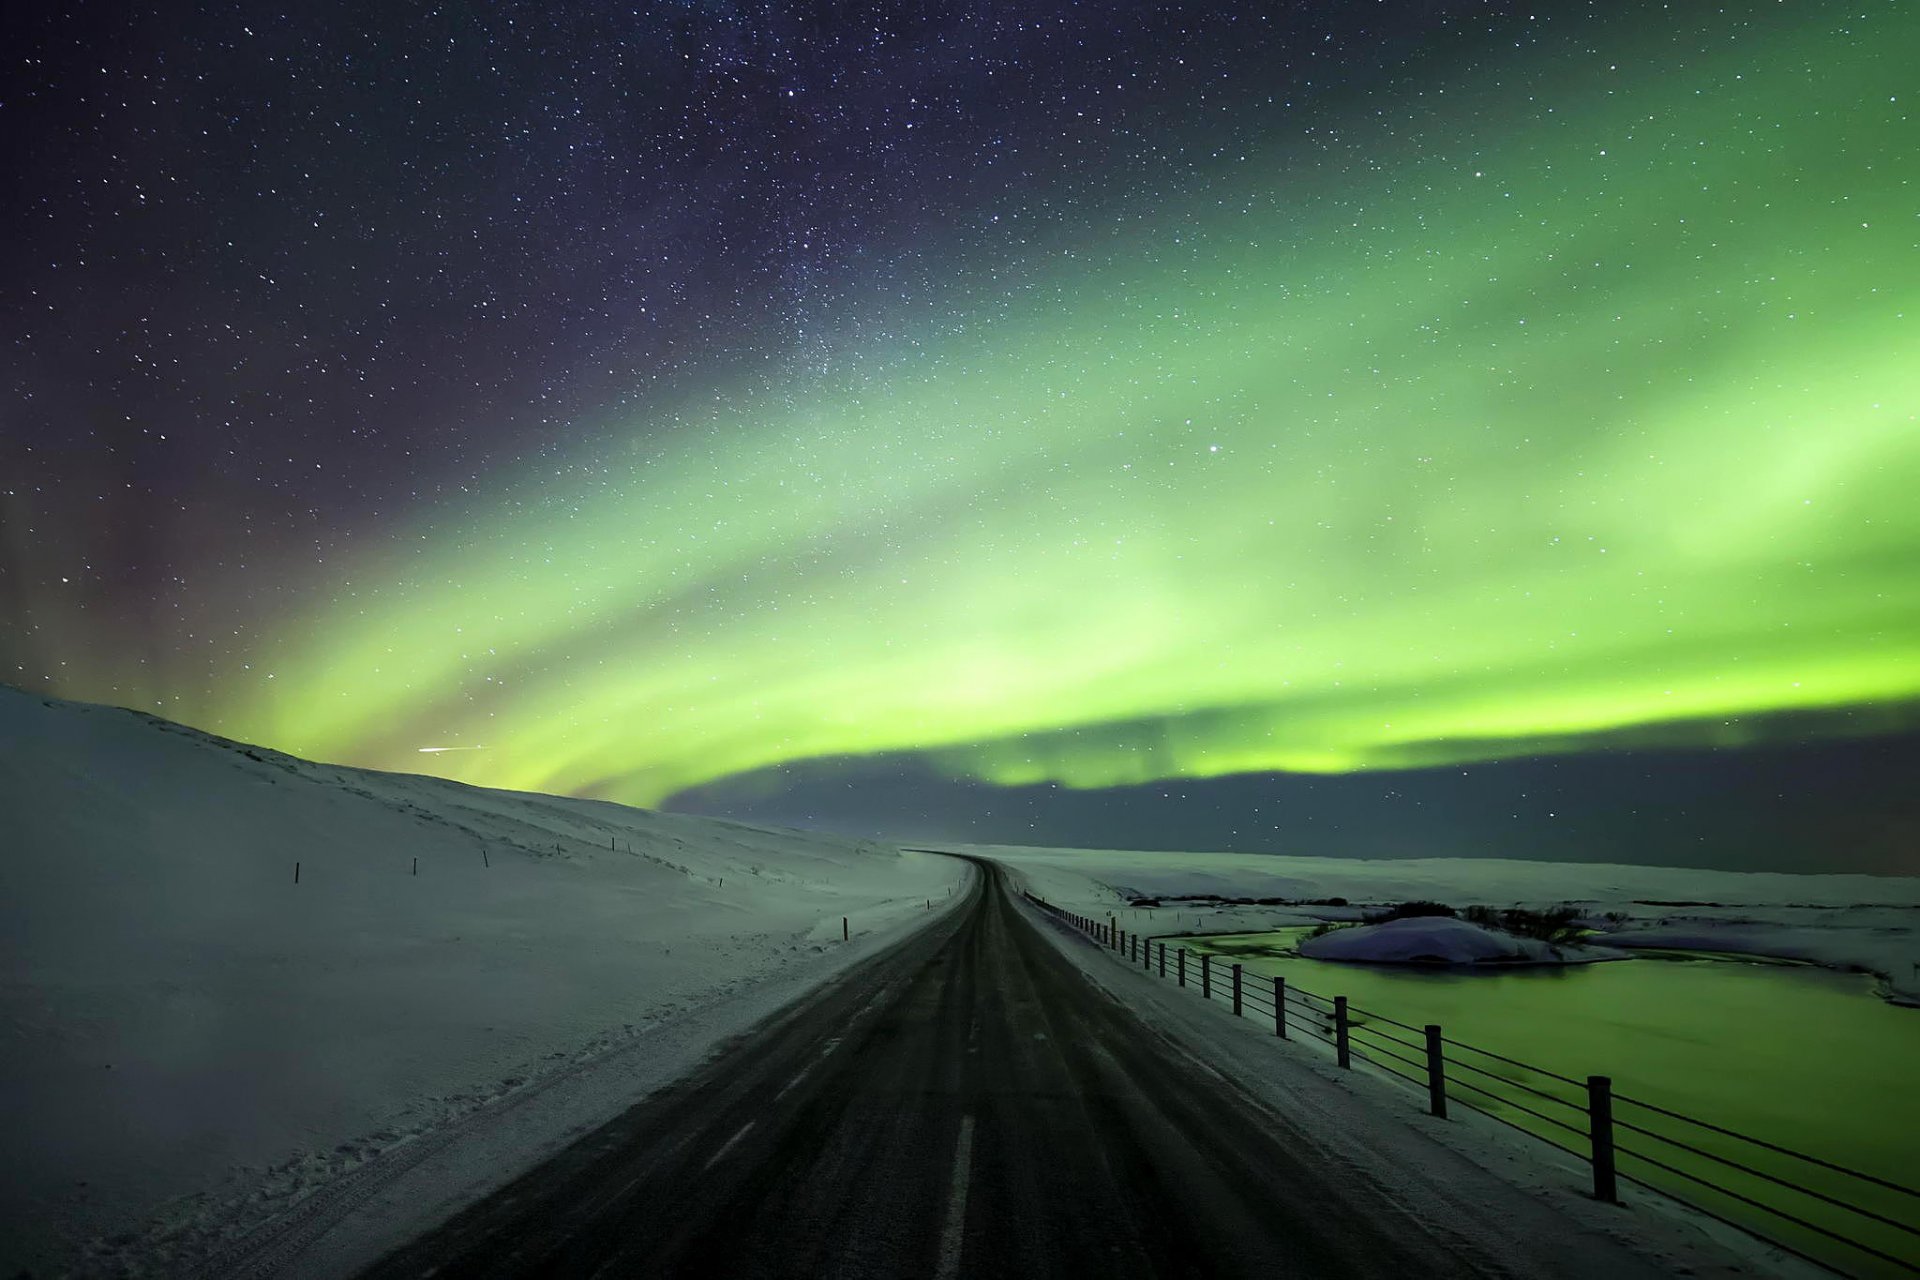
[1173,929,1920,1273]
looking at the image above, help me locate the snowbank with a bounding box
[1606,915,1920,1005]
[1300,915,1625,966]
[0,687,968,1277]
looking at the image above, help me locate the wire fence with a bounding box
[1023,893,1920,1279]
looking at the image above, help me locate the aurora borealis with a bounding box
[3,1,1916,854]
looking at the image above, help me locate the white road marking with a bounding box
[934,1115,976,1280]
[701,1120,758,1171]
[775,1036,845,1099]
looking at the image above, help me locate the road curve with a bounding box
[358,861,1524,1278]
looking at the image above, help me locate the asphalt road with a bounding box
[358,861,1517,1279]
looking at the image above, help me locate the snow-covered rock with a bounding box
[1294,916,1620,966]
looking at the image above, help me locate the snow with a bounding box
[968,844,1920,1001]
[1298,915,1624,966]
[1604,912,1920,1006]
[0,687,968,1277]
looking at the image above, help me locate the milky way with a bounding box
[4,1,1915,813]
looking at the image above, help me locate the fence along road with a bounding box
[355,859,1676,1279]
[1049,903,1920,1279]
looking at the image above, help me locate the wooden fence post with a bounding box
[843,917,849,941]
[1425,1025,1448,1118]
[1178,948,1187,987]
[294,861,300,884]
[1232,964,1243,1017]
[1588,1075,1618,1203]
[1274,976,1287,1037]
[1202,954,1212,1000]
[1158,943,1167,978]
[1335,996,1351,1068]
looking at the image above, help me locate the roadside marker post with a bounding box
[1335,996,1351,1068]
[1178,949,1187,988]
[1274,976,1287,1037]
[1202,954,1212,1001]
[1425,1025,1448,1118]
[1588,1075,1618,1203]
[1232,964,1243,1017]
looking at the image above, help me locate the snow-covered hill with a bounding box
[0,687,966,1276]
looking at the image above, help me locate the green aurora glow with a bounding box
[196,4,1920,804]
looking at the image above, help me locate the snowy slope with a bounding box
[0,687,966,1276]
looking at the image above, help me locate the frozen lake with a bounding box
[1177,927,1920,1274]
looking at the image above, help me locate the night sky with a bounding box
[3,1,1915,873]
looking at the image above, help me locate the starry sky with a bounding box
[3,0,1915,872]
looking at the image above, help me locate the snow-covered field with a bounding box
[971,844,1920,1003]
[0,688,968,1277]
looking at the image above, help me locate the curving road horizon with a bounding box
[357,860,1589,1278]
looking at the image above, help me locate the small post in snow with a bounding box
[294,860,300,884]
[482,847,489,867]
[1232,963,1243,1017]
[1334,996,1351,1068]
[1588,1075,1618,1203]
[412,857,418,877]
[1425,1025,1448,1118]
[843,917,849,942]
[1274,976,1287,1037]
